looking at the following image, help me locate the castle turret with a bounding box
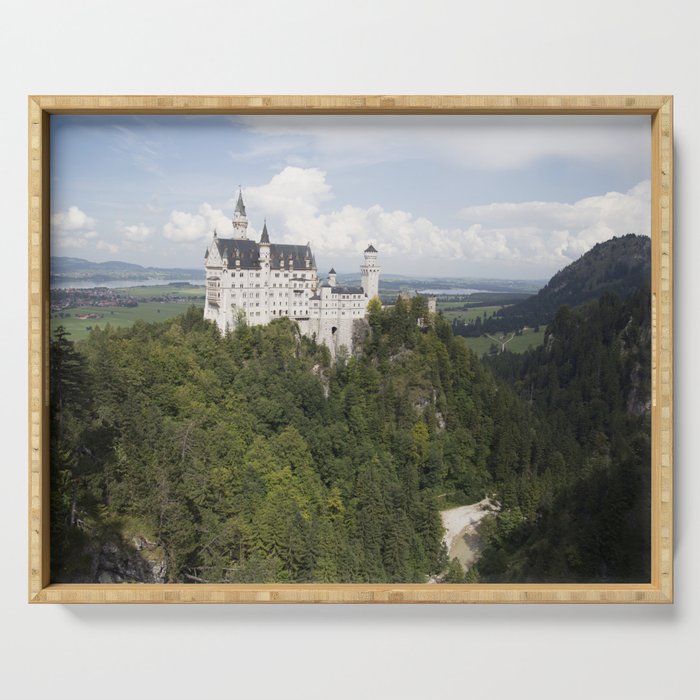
[360,243,380,299]
[328,267,337,287]
[259,220,271,264]
[232,187,248,239]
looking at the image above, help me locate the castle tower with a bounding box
[328,267,337,287]
[360,244,380,299]
[232,187,248,239]
[259,220,271,263]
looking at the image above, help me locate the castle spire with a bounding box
[232,186,249,239]
[260,219,270,244]
[235,186,246,217]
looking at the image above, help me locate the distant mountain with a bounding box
[453,234,651,335]
[51,257,202,281]
[523,233,650,310]
[52,257,145,273]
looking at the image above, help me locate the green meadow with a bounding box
[113,284,205,298]
[52,287,542,350]
[52,300,204,341]
[459,328,546,356]
[437,303,504,322]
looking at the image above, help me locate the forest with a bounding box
[50,278,651,584]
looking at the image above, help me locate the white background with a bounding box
[0,2,697,698]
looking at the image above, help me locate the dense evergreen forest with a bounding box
[479,289,651,581]
[50,278,651,584]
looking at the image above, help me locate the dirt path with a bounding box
[441,498,498,570]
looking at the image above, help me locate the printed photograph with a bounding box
[49,114,652,584]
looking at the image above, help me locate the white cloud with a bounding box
[51,206,96,234]
[117,221,153,242]
[162,168,650,277]
[244,167,333,218]
[51,206,98,249]
[455,180,651,272]
[163,203,232,242]
[96,240,119,254]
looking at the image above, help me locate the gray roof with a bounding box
[212,237,315,270]
[235,191,246,216]
[332,286,365,295]
[364,244,377,253]
[260,222,270,244]
[328,267,336,274]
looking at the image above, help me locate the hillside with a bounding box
[51,256,202,281]
[479,288,651,582]
[50,299,503,583]
[453,234,651,336]
[50,286,651,584]
[52,257,145,273]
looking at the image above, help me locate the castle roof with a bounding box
[364,244,377,253]
[211,237,315,271]
[234,190,246,216]
[260,221,270,244]
[328,267,336,274]
[331,285,365,295]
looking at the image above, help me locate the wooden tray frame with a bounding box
[28,95,673,603]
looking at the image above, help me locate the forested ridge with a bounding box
[479,289,651,582]
[51,281,651,584]
[453,234,651,338]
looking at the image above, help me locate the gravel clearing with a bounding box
[440,497,499,570]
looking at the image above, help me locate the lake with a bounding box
[51,278,205,290]
[415,287,501,295]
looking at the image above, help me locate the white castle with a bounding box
[203,189,380,354]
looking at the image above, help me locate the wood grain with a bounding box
[28,95,673,604]
[30,94,670,114]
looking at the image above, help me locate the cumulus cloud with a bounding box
[51,206,96,234]
[117,221,153,242]
[163,203,232,242]
[244,167,333,219]
[162,167,650,277]
[51,206,98,249]
[96,240,119,254]
[455,179,651,272]
[235,168,650,275]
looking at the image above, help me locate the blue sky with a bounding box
[50,115,650,279]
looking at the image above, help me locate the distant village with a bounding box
[50,285,203,316]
